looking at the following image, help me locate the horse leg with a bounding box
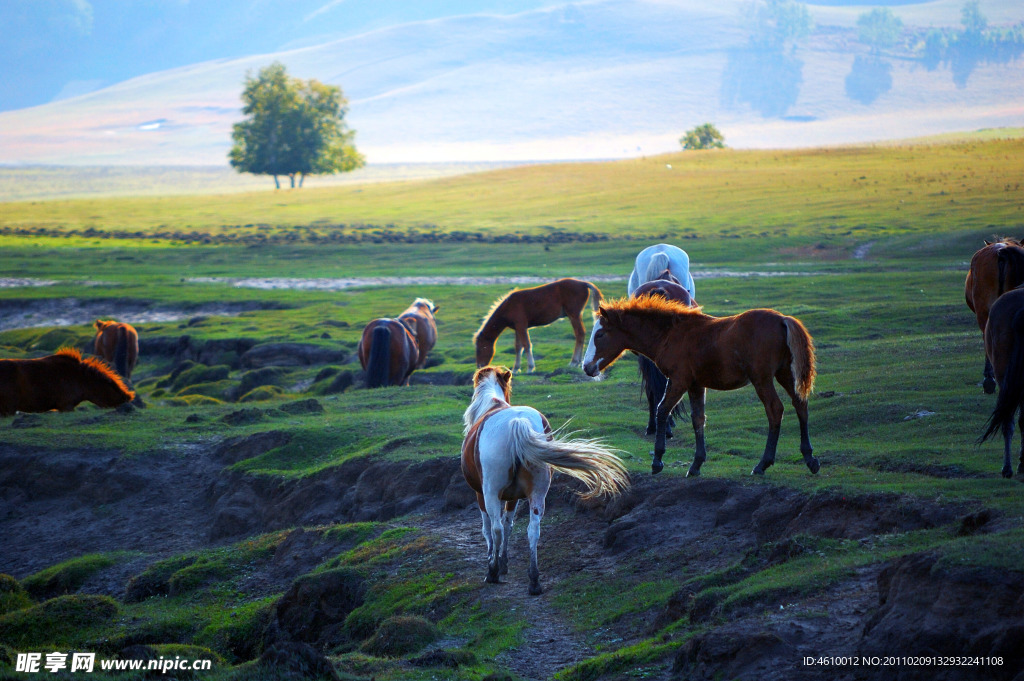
[1018,409,1024,476]
[483,495,504,583]
[568,313,586,367]
[526,473,550,595]
[512,327,525,373]
[781,380,820,474]
[653,380,687,475]
[1003,417,1016,479]
[499,500,517,576]
[478,499,493,557]
[752,381,785,475]
[984,356,997,394]
[525,329,536,373]
[686,387,707,477]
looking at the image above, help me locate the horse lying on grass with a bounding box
[461,366,629,594]
[0,348,135,417]
[584,296,819,478]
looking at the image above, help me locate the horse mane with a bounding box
[991,237,1024,247]
[411,297,435,311]
[55,347,132,393]
[473,291,515,342]
[601,295,704,320]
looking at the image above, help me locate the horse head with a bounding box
[583,306,630,377]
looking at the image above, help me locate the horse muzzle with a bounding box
[583,360,601,377]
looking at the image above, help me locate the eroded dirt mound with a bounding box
[858,552,1024,681]
[1,438,1019,681]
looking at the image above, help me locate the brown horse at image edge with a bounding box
[965,238,1024,393]
[0,348,135,417]
[583,296,818,477]
[358,318,420,388]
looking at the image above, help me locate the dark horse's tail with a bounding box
[981,309,1024,442]
[113,326,131,380]
[638,356,683,418]
[366,326,392,388]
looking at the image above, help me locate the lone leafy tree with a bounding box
[229,62,365,188]
[680,123,726,150]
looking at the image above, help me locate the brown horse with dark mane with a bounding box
[398,298,439,368]
[632,271,696,438]
[474,278,602,372]
[965,238,1024,393]
[358,318,420,388]
[583,296,818,477]
[0,347,135,417]
[979,286,1024,477]
[94,319,139,382]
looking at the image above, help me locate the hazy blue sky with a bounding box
[0,0,557,112]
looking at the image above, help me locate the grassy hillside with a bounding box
[1,136,1023,680]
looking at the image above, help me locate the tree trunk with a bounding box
[299,173,305,188]
[289,174,296,188]
[273,175,280,189]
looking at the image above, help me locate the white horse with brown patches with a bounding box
[461,366,630,594]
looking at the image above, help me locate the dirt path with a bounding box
[419,506,591,681]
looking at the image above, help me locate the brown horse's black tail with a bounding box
[981,309,1024,442]
[113,326,130,380]
[366,325,392,388]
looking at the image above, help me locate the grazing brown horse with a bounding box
[966,238,1024,393]
[0,348,135,417]
[461,366,629,593]
[980,287,1024,477]
[583,296,818,477]
[632,273,697,438]
[474,278,603,372]
[358,318,420,388]
[398,298,439,368]
[93,319,140,382]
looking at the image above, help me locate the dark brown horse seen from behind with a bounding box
[0,348,135,417]
[584,296,818,477]
[980,286,1024,478]
[965,238,1024,393]
[93,319,139,382]
[358,318,420,388]
[474,278,602,373]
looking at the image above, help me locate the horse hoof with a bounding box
[1002,467,1014,479]
[651,460,664,475]
[751,466,765,476]
[529,583,543,596]
[686,466,700,478]
[807,457,821,474]
[983,377,997,394]
[485,572,501,584]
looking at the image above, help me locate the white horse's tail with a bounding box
[506,418,630,500]
[643,252,670,285]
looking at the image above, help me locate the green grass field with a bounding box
[1,133,1023,680]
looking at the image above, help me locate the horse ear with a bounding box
[432,304,439,314]
[501,368,513,382]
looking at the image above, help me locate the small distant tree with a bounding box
[857,8,903,53]
[960,0,987,40]
[750,0,814,49]
[680,123,726,150]
[229,62,364,189]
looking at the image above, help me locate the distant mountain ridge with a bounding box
[1,0,1021,165]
